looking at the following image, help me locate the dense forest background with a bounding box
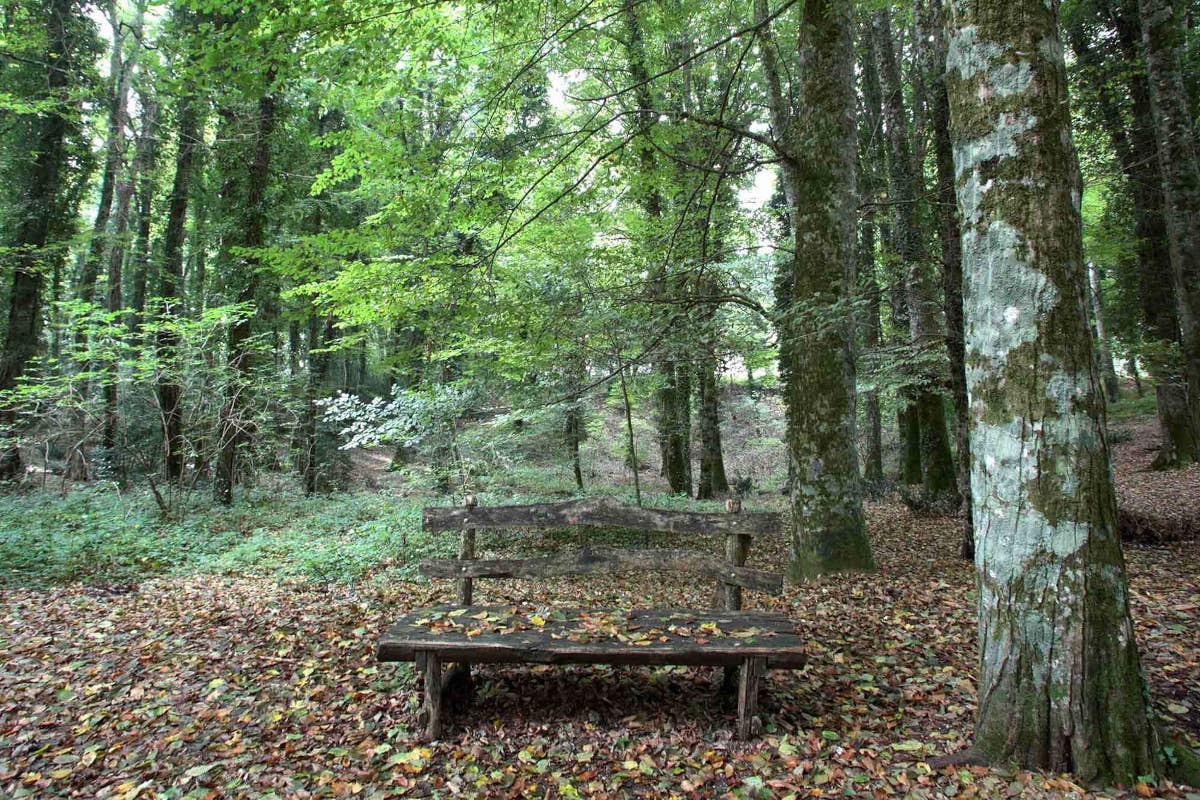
[4,0,1196,512]
[4,0,1200,794]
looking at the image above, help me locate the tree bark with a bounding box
[0,0,75,478]
[1140,0,1200,466]
[946,0,1157,781]
[761,0,873,576]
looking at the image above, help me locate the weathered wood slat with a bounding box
[378,606,807,669]
[422,497,783,537]
[419,547,784,594]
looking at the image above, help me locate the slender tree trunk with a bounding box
[215,89,277,505]
[0,0,74,478]
[156,98,201,482]
[762,0,873,576]
[1140,0,1200,466]
[696,352,729,499]
[77,8,129,307]
[858,20,886,486]
[876,7,959,508]
[129,93,159,334]
[621,0,691,495]
[946,0,1157,780]
[102,177,134,454]
[928,0,974,555]
[1087,261,1121,402]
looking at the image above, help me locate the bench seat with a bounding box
[379,605,807,739]
[379,605,808,668]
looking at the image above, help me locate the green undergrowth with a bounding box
[0,482,745,589]
[0,485,443,588]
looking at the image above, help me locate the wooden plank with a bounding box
[378,606,807,669]
[419,548,783,594]
[422,497,783,538]
[737,656,766,739]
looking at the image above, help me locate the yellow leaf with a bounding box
[530,615,546,627]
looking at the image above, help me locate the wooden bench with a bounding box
[377,496,803,740]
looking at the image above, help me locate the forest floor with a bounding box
[1,395,1199,799]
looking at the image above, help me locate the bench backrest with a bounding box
[419,496,785,611]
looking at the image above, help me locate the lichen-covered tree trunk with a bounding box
[946,0,1157,781]
[776,0,873,576]
[0,0,75,478]
[1140,0,1200,466]
[876,7,959,508]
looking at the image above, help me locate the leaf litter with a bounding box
[2,456,1198,798]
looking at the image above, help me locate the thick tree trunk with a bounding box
[1140,0,1200,466]
[946,0,1157,781]
[0,0,74,478]
[156,98,201,482]
[928,0,973,554]
[769,0,873,576]
[215,89,277,505]
[876,8,960,508]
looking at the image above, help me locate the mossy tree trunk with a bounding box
[946,0,1158,781]
[759,0,873,576]
[1140,0,1200,466]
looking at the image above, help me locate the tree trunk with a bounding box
[696,352,729,499]
[129,92,159,334]
[928,0,973,555]
[858,21,886,487]
[946,0,1157,781]
[876,7,959,509]
[156,97,201,482]
[763,0,873,576]
[215,89,277,505]
[0,0,75,478]
[1140,0,1200,466]
[1087,261,1121,402]
[102,176,134,455]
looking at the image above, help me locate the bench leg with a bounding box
[736,657,766,740]
[422,651,443,740]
